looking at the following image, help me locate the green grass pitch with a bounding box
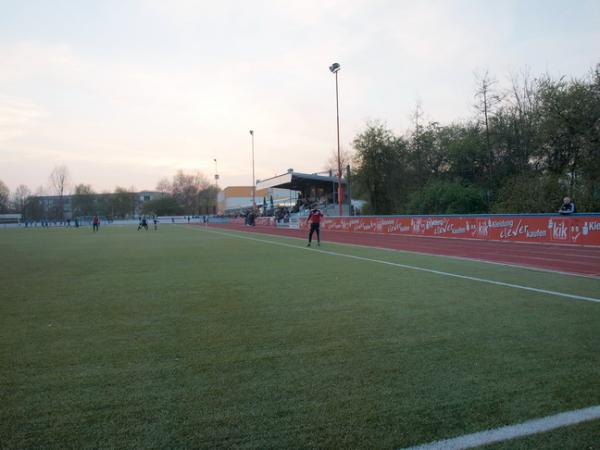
[1,225,599,448]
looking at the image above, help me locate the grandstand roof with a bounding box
[256,171,346,191]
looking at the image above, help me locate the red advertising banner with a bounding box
[227,215,600,246]
[309,215,600,246]
[228,217,275,226]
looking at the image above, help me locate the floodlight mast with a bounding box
[249,130,256,210]
[214,158,219,188]
[329,63,343,216]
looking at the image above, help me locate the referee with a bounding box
[306,205,323,247]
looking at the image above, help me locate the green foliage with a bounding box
[406,181,487,214]
[197,185,220,215]
[352,64,600,214]
[492,174,564,213]
[141,195,182,216]
[23,196,45,220]
[0,179,10,213]
[112,187,137,218]
[71,184,96,217]
[353,121,409,214]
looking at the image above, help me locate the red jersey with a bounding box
[307,209,323,224]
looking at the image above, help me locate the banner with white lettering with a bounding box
[312,216,600,246]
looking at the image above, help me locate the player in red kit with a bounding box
[92,214,100,232]
[306,206,323,247]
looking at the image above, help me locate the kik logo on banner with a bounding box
[548,219,568,241]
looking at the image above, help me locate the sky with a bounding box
[1,0,599,193]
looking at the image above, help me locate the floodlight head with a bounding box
[329,63,340,73]
[249,130,254,135]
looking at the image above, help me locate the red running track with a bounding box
[204,223,600,278]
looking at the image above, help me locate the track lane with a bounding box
[203,223,600,277]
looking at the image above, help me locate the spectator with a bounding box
[558,197,576,215]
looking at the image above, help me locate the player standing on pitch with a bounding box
[306,205,323,247]
[92,214,100,232]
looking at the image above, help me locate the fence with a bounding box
[230,214,600,246]
[315,214,600,246]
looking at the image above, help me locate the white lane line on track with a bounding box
[200,228,600,304]
[219,225,600,279]
[400,405,600,450]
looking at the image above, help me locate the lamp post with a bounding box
[214,158,219,188]
[249,130,256,210]
[329,62,343,216]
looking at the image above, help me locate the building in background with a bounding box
[23,191,162,220]
[217,186,299,215]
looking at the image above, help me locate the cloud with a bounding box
[0,1,598,192]
[0,94,46,142]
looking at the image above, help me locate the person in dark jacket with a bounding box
[138,217,149,231]
[92,215,100,232]
[558,197,576,215]
[306,206,323,247]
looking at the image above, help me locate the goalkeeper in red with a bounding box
[306,206,323,247]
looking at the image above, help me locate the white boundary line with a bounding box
[196,227,600,446]
[199,228,600,304]
[252,226,600,280]
[401,405,600,449]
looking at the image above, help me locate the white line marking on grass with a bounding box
[300,230,600,279]
[401,404,600,449]
[201,228,600,304]
[200,224,600,280]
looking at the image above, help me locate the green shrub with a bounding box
[406,181,487,214]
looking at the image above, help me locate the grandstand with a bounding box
[256,169,351,216]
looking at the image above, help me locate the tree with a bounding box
[505,69,541,174]
[49,165,70,219]
[112,187,137,218]
[198,186,220,215]
[408,102,428,187]
[156,178,172,194]
[324,148,355,175]
[445,124,489,185]
[353,122,408,214]
[408,120,449,183]
[0,180,10,213]
[12,185,31,213]
[172,171,210,214]
[141,195,182,216]
[406,181,487,214]
[492,174,564,213]
[95,193,113,217]
[23,196,44,220]
[347,64,600,215]
[49,165,70,197]
[474,71,502,201]
[71,184,96,217]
